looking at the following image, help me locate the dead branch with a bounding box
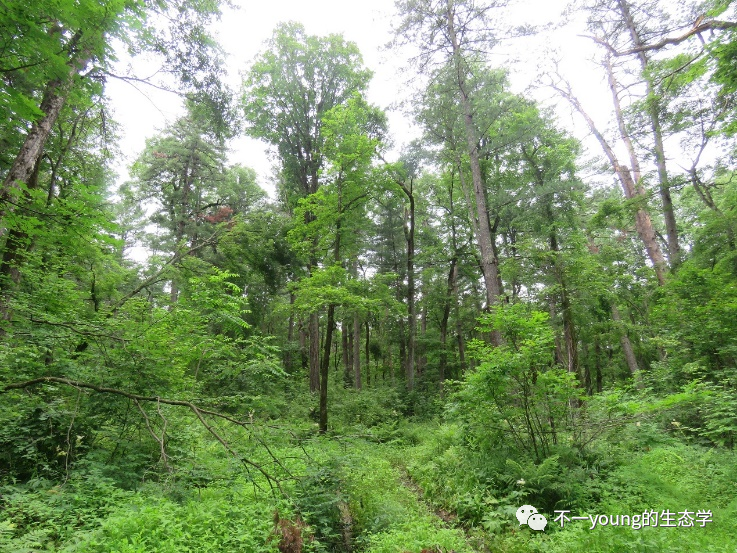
[582,19,737,56]
[2,376,288,493]
[110,231,223,312]
[134,398,171,473]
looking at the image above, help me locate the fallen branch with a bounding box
[2,376,288,494]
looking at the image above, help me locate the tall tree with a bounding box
[242,22,372,392]
[395,1,511,344]
[126,105,233,303]
[289,94,385,431]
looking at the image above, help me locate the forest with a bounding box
[1,0,737,551]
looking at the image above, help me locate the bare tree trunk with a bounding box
[445,2,502,342]
[595,339,603,393]
[397,180,416,391]
[604,55,668,284]
[0,54,83,326]
[353,313,361,389]
[611,303,639,376]
[0,36,84,237]
[299,320,308,374]
[617,0,680,266]
[342,319,351,387]
[399,317,407,386]
[319,304,335,433]
[554,77,667,285]
[365,320,370,387]
[309,312,320,392]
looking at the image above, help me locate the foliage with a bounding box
[4,0,737,552]
[454,303,582,462]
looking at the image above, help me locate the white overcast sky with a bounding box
[106,0,609,196]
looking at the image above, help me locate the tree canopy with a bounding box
[2,1,737,551]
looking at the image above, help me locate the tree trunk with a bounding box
[398,181,416,391]
[365,320,370,387]
[0,48,82,237]
[604,55,668,284]
[399,317,407,386]
[299,320,308,374]
[595,339,603,393]
[445,2,502,342]
[353,313,361,389]
[617,0,680,266]
[555,76,667,285]
[611,303,639,376]
[309,312,320,392]
[342,319,351,386]
[319,304,335,433]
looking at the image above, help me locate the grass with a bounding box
[2,403,737,553]
[397,421,737,553]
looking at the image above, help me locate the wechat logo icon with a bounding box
[516,505,548,531]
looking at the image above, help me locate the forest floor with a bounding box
[2,413,737,552]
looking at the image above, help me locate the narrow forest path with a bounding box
[386,453,488,553]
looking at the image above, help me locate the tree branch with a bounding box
[582,20,737,56]
[110,232,222,312]
[2,376,288,493]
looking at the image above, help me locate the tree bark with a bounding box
[554,77,667,285]
[445,2,503,342]
[617,0,680,266]
[611,303,639,376]
[0,67,79,236]
[365,320,370,387]
[396,178,417,391]
[309,312,320,392]
[604,55,668,284]
[353,313,361,389]
[319,304,335,433]
[342,319,351,386]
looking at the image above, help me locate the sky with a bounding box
[105,0,610,197]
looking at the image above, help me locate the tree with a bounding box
[1,0,228,233]
[0,0,230,327]
[394,1,512,343]
[126,105,239,303]
[556,0,737,284]
[242,22,372,392]
[288,94,385,431]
